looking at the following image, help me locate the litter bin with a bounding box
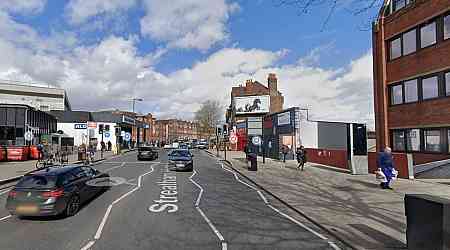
[405,194,450,250]
[248,153,257,171]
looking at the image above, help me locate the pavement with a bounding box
[209,150,450,250]
[0,149,346,250]
[0,150,135,184]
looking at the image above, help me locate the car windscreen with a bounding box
[139,147,154,151]
[16,175,58,189]
[169,150,191,157]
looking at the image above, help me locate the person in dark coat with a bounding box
[107,141,112,151]
[378,147,395,189]
[296,146,307,171]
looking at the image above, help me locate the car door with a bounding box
[70,167,92,203]
[80,166,99,198]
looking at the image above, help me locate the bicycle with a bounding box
[35,153,55,169]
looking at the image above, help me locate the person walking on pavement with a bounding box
[296,146,307,171]
[107,141,112,151]
[378,147,395,190]
[101,141,106,152]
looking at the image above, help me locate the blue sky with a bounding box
[0,0,377,126]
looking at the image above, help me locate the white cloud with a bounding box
[0,12,374,127]
[0,0,46,14]
[140,0,239,50]
[65,0,137,25]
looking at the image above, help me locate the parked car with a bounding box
[168,149,194,171]
[179,143,189,150]
[6,165,109,218]
[137,146,158,161]
[196,142,208,149]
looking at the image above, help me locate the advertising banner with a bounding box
[277,112,291,126]
[234,95,270,114]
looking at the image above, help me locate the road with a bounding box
[0,150,344,250]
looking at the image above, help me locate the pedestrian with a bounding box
[282,145,289,163]
[37,143,44,160]
[378,147,395,190]
[296,146,307,171]
[101,141,106,152]
[107,141,112,151]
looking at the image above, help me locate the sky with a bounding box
[0,0,379,128]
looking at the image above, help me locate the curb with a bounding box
[207,151,356,250]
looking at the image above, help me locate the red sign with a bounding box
[88,122,97,128]
[229,134,238,144]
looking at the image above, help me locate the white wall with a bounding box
[57,122,117,149]
[299,120,318,148]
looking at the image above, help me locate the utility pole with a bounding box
[132,98,143,113]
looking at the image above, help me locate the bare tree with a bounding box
[194,100,223,139]
[275,0,384,30]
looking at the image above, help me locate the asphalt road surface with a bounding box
[0,150,344,250]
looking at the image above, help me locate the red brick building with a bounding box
[373,0,450,164]
[153,119,208,145]
[226,73,284,126]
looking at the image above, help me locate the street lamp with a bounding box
[132,98,143,113]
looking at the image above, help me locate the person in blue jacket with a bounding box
[378,147,395,190]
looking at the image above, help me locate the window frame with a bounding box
[420,74,440,101]
[406,128,422,152]
[389,83,404,106]
[444,13,450,41]
[424,128,444,153]
[420,19,438,49]
[392,129,406,152]
[402,28,417,56]
[445,71,450,96]
[389,36,403,60]
[404,78,419,103]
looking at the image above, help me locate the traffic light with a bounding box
[99,124,104,134]
[216,126,222,136]
[223,124,228,136]
[105,125,110,131]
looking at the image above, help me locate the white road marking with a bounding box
[80,240,95,250]
[81,163,156,250]
[219,163,341,250]
[94,205,113,240]
[189,170,227,250]
[0,215,11,221]
[104,162,126,172]
[0,189,11,196]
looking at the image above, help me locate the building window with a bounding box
[390,38,402,60]
[446,72,450,96]
[422,76,439,100]
[391,84,403,105]
[403,29,417,55]
[406,129,421,151]
[404,79,418,103]
[420,21,437,48]
[444,15,450,40]
[425,130,441,152]
[393,130,405,151]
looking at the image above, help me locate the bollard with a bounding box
[405,194,450,250]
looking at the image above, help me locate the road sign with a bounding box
[252,136,261,146]
[104,132,111,138]
[124,132,131,141]
[229,134,237,144]
[24,131,33,141]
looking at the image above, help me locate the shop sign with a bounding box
[74,123,87,129]
[122,116,135,125]
[87,122,97,128]
[277,112,291,126]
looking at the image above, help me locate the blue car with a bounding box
[168,149,194,171]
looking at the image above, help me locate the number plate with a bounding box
[176,164,185,167]
[16,205,39,214]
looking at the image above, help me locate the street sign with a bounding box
[24,131,33,141]
[252,136,261,146]
[124,132,131,141]
[104,132,111,138]
[229,134,238,144]
[121,131,126,137]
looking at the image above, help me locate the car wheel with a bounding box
[65,195,81,217]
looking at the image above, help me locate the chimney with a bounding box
[245,79,253,88]
[268,73,277,94]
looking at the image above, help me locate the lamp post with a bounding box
[132,98,143,113]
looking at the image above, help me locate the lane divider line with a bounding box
[219,163,341,250]
[189,170,227,250]
[0,215,11,222]
[80,163,156,250]
[104,162,126,172]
